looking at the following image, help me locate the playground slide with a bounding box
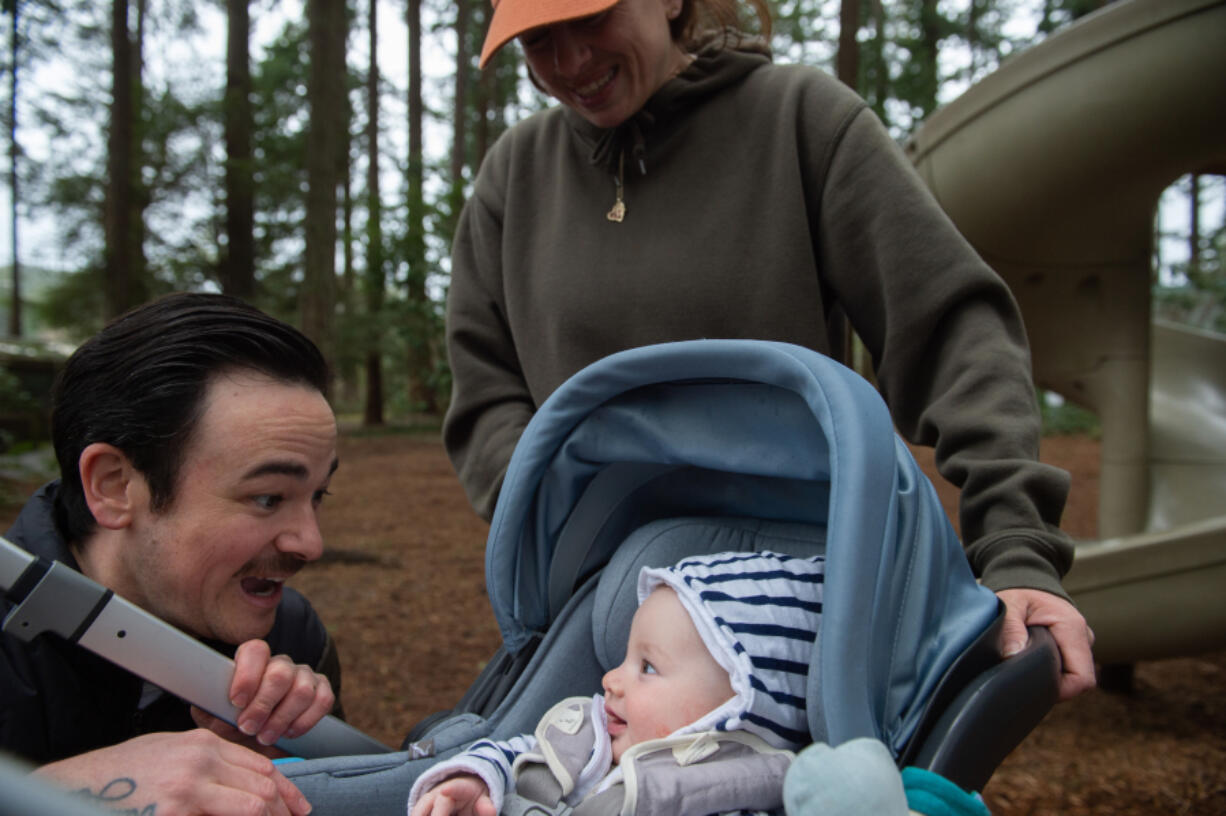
[907,0,1226,665]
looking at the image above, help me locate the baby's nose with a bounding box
[601,666,621,695]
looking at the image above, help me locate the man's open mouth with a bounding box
[240,577,285,597]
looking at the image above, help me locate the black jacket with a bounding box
[0,482,342,764]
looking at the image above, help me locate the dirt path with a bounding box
[5,431,1223,813]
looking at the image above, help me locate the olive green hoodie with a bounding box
[443,42,1073,599]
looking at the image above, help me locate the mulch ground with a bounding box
[5,430,1224,814]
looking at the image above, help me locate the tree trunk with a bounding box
[967,0,984,77]
[132,0,149,293]
[1189,173,1200,279]
[475,58,492,165]
[7,0,19,337]
[827,0,864,369]
[403,0,435,413]
[223,0,255,299]
[339,136,359,406]
[836,0,859,89]
[868,0,888,117]
[104,0,134,320]
[916,0,941,119]
[363,0,384,426]
[302,0,346,380]
[407,0,423,243]
[451,0,469,197]
[472,1,491,167]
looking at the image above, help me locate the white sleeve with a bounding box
[406,733,538,815]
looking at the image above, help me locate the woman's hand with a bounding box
[996,587,1097,700]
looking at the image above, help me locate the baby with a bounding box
[408,550,825,816]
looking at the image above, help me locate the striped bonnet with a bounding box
[637,550,825,750]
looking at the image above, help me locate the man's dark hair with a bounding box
[51,292,331,545]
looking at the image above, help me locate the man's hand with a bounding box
[193,640,334,754]
[996,587,1096,700]
[33,729,311,816]
[411,774,496,816]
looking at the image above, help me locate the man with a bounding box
[1,293,342,814]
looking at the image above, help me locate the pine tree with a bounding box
[221,0,254,299]
[302,0,348,373]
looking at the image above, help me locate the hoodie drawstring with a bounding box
[607,151,626,223]
[595,118,649,224]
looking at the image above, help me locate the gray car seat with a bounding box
[280,341,1061,815]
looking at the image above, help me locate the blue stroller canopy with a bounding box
[484,340,998,754]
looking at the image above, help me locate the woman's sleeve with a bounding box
[810,102,1074,598]
[442,161,537,522]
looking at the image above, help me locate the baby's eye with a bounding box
[253,494,283,510]
[312,488,333,507]
[640,660,657,675]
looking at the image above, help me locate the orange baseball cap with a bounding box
[480,0,621,68]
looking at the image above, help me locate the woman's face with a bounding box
[520,0,688,129]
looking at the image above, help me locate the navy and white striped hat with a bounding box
[638,550,825,750]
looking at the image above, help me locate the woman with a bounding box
[443,0,1094,701]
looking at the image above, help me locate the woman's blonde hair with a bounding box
[671,0,773,51]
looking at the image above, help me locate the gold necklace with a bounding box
[606,54,691,224]
[607,150,626,223]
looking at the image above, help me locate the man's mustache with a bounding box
[234,552,307,579]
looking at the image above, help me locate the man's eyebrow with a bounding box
[242,458,339,481]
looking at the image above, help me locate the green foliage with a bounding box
[1154,175,1226,334]
[0,358,53,452]
[768,0,1039,136]
[33,263,107,340]
[769,0,836,65]
[7,1,1125,423]
[26,1,222,328]
[0,366,37,415]
[1154,274,1226,335]
[1037,0,1116,34]
[248,15,312,302]
[1039,390,1100,438]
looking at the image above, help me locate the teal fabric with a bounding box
[902,767,991,816]
[784,739,908,815]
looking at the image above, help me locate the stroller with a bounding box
[282,339,1060,815]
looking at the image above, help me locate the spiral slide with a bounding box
[907,0,1226,665]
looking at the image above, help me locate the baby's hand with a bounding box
[411,774,496,816]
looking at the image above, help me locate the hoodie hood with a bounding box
[637,550,824,750]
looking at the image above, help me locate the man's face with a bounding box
[601,586,734,762]
[116,371,337,644]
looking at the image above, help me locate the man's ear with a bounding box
[78,443,143,530]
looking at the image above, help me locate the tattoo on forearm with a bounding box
[74,777,157,815]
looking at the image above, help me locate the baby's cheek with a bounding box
[682,702,715,726]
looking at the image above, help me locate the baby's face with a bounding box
[601,586,734,762]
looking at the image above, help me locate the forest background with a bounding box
[1,4,1224,812]
[0,0,1222,433]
